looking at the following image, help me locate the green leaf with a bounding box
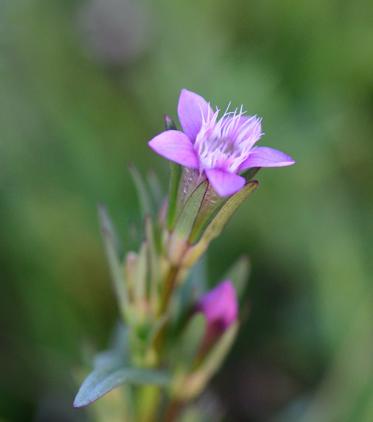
[183,181,258,268]
[179,314,206,364]
[178,256,207,311]
[167,162,183,230]
[107,323,129,360]
[163,115,182,230]
[198,180,258,244]
[145,217,159,307]
[224,256,251,300]
[74,366,169,408]
[92,325,128,372]
[129,165,152,218]
[74,325,169,408]
[198,322,238,381]
[134,241,148,305]
[146,314,168,347]
[177,323,238,401]
[173,181,208,237]
[189,175,260,244]
[98,205,127,319]
[147,170,163,209]
[189,184,226,243]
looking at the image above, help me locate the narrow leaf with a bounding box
[146,314,168,349]
[129,165,152,217]
[163,114,183,230]
[134,241,147,305]
[179,323,238,400]
[198,322,238,378]
[178,168,202,208]
[95,324,129,368]
[167,163,183,230]
[182,181,258,268]
[179,315,206,364]
[198,180,258,244]
[74,366,169,408]
[98,205,127,318]
[178,256,207,310]
[173,181,208,237]
[189,184,225,243]
[224,256,251,300]
[145,217,159,308]
[147,170,163,208]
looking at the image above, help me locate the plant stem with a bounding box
[164,399,184,422]
[152,265,180,361]
[136,385,161,422]
[159,265,179,316]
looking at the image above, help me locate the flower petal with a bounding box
[148,130,199,168]
[239,146,295,171]
[205,169,246,197]
[177,89,213,142]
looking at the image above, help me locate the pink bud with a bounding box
[196,280,238,331]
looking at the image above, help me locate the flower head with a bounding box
[149,89,295,197]
[196,280,238,331]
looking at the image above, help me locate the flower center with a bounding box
[194,106,261,173]
[197,136,242,171]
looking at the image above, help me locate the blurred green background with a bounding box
[1,0,372,420]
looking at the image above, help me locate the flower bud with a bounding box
[196,280,237,334]
[172,283,239,401]
[164,114,177,130]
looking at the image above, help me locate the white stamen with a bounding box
[194,103,262,173]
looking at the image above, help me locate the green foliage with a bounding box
[129,165,153,218]
[173,181,209,238]
[74,327,169,408]
[223,256,251,300]
[98,205,128,319]
[196,181,258,244]
[167,163,183,230]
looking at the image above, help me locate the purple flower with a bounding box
[149,89,295,197]
[196,280,238,331]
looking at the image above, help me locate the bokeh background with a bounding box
[1,0,373,420]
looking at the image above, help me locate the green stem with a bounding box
[158,265,179,316]
[152,265,180,360]
[136,385,161,422]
